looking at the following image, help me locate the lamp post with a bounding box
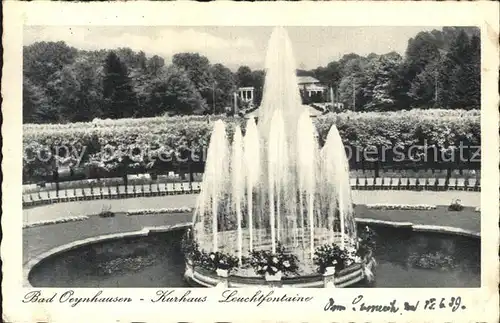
[434,70,439,107]
[352,80,356,112]
[234,92,238,115]
[330,86,334,111]
[212,82,217,115]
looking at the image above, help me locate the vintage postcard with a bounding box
[2,1,499,322]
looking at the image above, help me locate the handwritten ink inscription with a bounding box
[324,295,467,314]
[324,298,346,312]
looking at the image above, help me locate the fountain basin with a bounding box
[185,256,375,288]
[26,219,479,288]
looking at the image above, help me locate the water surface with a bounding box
[29,225,480,288]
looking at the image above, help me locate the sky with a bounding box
[24,26,441,70]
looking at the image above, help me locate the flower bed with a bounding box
[198,251,240,275]
[23,216,89,229]
[366,203,436,210]
[126,207,193,216]
[312,226,376,283]
[249,244,300,277]
[182,227,377,280]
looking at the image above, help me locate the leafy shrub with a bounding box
[448,199,464,211]
[409,252,456,270]
[98,204,114,218]
[99,211,115,218]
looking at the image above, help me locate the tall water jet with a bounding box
[321,124,355,249]
[259,26,305,147]
[231,125,245,264]
[189,26,369,286]
[268,109,289,252]
[259,26,304,253]
[243,118,261,251]
[194,120,229,252]
[296,111,319,259]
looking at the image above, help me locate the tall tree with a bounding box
[23,41,78,86]
[147,55,165,76]
[23,78,55,123]
[102,51,137,119]
[338,53,362,76]
[440,30,478,109]
[55,56,104,121]
[172,53,214,105]
[144,65,206,116]
[363,52,403,111]
[136,51,148,71]
[400,32,442,106]
[408,60,440,108]
[235,66,254,87]
[251,70,265,106]
[209,63,237,113]
[466,34,481,109]
[405,32,441,78]
[337,56,369,110]
[313,61,341,89]
[115,48,147,71]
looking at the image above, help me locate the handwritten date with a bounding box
[422,297,465,312]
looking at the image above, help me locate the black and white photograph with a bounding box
[21,24,483,289]
[2,2,499,322]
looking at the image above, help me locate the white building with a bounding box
[297,76,326,99]
[238,87,254,103]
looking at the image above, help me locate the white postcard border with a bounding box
[2,1,499,322]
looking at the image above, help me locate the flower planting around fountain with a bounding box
[183,27,376,288]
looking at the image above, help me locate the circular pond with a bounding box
[28,223,480,288]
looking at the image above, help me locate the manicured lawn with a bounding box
[23,212,192,264]
[355,205,479,233]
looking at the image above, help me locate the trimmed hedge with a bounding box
[23,109,480,181]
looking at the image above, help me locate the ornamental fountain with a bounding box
[185,26,375,287]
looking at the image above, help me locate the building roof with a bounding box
[245,105,324,118]
[297,76,320,84]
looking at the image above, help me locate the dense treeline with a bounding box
[23,27,480,124]
[309,27,480,111]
